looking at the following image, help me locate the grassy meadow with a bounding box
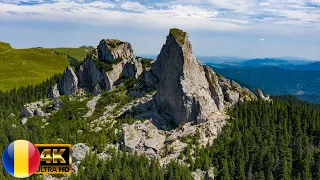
[0,41,93,91]
[54,47,93,62]
[0,46,69,91]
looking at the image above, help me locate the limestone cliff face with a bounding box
[154,29,219,124]
[77,57,109,92]
[153,28,265,125]
[59,38,144,95]
[203,66,225,111]
[56,28,268,127]
[97,39,135,63]
[58,66,78,95]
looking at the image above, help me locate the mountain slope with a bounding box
[295,61,320,71]
[0,42,13,53]
[54,47,93,61]
[0,46,70,91]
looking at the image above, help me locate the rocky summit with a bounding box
[153,28,262,125]
[51,28,268,127]
[97,39,135,63]
[17,28,272,180]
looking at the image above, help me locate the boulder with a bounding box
[154,28,218,124]
[22,106,34,117]
[21,118,28,125]
[58,66,78,95]
[120,120,166,154]
[72,143,90,163]
[120,123,143,152]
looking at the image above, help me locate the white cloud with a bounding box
[0,0,319,34]
[208,0,257,12]
[121,2,148,12]
[259,38,265,41]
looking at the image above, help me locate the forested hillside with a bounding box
[2,74,320,179]
[193,96,320,180]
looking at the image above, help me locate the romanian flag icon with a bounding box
[2,140,40,178]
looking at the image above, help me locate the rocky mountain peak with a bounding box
[154,28,219,125]
[97,39,135,62]
[153,28,266,125]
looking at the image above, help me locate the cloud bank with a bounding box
[0,0,319,34]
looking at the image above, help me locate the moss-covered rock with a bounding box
[170,28,187,45]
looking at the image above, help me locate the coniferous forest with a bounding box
[1,76,320,179]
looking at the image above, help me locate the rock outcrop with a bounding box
[77,57,109,92]
[204,66,224,111]
[58,66,78,95]
[48,84,60,98]
[72,143,91,174]
[119,120,166,154]
[255,89,271,101]
[56,38,144,96]
[154,28,219,125]
[21,100,51,117]
[98,39,135,62]
[153,28,265,125]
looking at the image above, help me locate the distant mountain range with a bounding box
[207,58,320,71]
[210,66,320,103]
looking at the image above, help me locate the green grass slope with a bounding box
[0,47,69,91]
[0,42,13,53]
[54,47,93,61]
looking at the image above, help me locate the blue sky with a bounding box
[0,0,320,60]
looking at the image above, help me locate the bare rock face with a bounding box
[254,89,271,101]
[152,28,267,125]
[58,66,78,95]
[21,100,51,117]
[119,121,166,154]
[122,59,143,79]
[52,98,63,111]
[77,57,109,92]
[203,66,224,111]
[48,84,60,98]
[98,39,135,63]
[105,61,123,88]
[93,84,102,96]
[154,28,218,124]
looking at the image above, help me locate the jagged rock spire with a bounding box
[154,28,219,125]
[58,66,78,95]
